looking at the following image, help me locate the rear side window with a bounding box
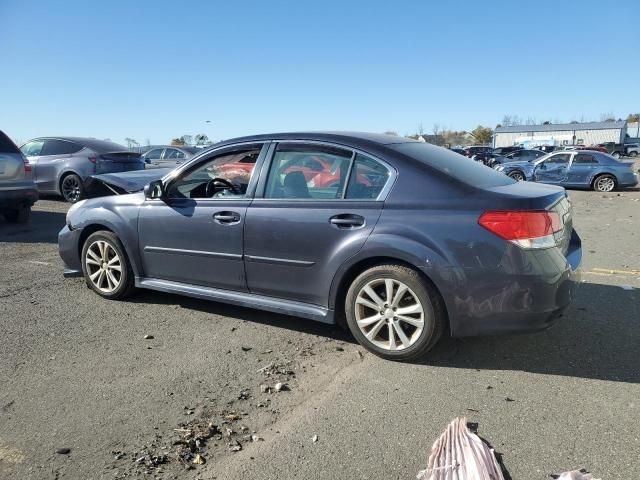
[574,154,598,164]
[0,131,20,154]
[165,148,185,159]
[145,148,164,160]
[345,154,390,199]
[391,142,514,188]
[265,144,353,199]
[41,139,83,156]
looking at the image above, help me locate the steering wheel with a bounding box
[205,177,240,197]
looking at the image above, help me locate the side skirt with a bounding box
[136,277,335,324]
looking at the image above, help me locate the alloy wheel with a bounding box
[85,240,122,293]
[62,175,82,202]
[354,278,425,351]
[595,176,615,192]
[509,171,525,182]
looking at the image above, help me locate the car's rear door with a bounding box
[566,153,598,185]
[37,139,83,192]
[243,142,393,307]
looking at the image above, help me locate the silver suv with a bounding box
[20,137,144,202]
[0,130,37,223]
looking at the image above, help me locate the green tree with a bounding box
[171,137,186,146]
[626,113,640,122]
[194,134,209,146]
[471,126,493,145]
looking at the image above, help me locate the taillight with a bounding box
[479,210,561,249]
[23,158,32,172]
[88,156,97,164]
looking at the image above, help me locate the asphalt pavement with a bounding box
[1,188,639,480]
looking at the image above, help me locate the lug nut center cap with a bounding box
[384,308,394,318]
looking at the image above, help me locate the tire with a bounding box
[612,152,621,159]
[3,206,31,224]
[592,174,616,192]
[81,231,135,299]
[629,151,638,157]
[344,264,445,361]
[508,170,525,182]
[60,173,84,203]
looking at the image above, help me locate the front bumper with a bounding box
[58,224,84,277]
[442,230,582,337]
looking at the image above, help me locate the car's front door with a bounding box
[566,153,599,185]
[534,153,571,184]
[137,143,267,290]
[244,142,392,307]
[20,139,45,187]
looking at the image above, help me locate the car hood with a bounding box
[85,168,173,195]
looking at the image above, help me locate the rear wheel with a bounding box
[81,231,135,299]
[345,264,445,361]
[2,206,31,224]
[612,152,621,159]
[60,173,84,203]
[593,174,616,192]
[508,170,525,182]
[629,151,638,157]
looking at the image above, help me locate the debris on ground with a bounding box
[505,397,515,402]
[143,335,154,340]
[274,382,288,392]
[416,417,506,480]
[551,469,601,480]
[55,448,71,455]
[192,454,206,465]
[312,435,318,443]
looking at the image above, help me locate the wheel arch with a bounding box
[76,221,142,277]
[590,171,618,190]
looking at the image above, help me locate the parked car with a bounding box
[462,145,493,157]
[449,148,466,156]
[595,142,626,158]
[20,137,144,202]
[495,150,638,191]
[142,146,201,169]
[470,152,508,168]
[624,143,639,157]
[59,132,582,361]
[492,146,522,155]
[503,149,547,162]
[535,145,558,153]
[0,130,38,223]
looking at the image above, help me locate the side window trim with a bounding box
[253,140,396,201]
[339,151,357,199]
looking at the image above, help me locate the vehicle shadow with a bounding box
[130,281,639,383]
[128,290,352,343]
[422,282,640,384]
[0,210,67,244]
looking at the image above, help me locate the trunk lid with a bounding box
[96,151,144,174]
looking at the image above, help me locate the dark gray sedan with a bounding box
[58,132,582,360]
[20,137,144,202]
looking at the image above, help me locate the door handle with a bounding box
[329,214,365,229]
[213,211,241,224]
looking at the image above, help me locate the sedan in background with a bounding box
[495,150,638,192]
[20,137,144,202]
[142,146,200,169]
[503,149,547,162]
[59,132,581,361]
[0,130,38,223]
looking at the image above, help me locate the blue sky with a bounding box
[1,0,638,146]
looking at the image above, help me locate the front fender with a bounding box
[68,194,144,276]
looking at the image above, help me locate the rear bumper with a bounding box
[58,224,84,277]
[0,186,38,209]
[439,230,582,337]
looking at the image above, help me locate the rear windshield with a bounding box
[0,131,21,154]
[391,142,514,188]
[80,139,128,152]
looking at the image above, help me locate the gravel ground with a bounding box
[1,186,639,480]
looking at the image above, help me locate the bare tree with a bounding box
[599,112,615,122]
[181,135,193,146]
[194,134,209,146]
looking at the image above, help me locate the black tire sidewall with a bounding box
[81,231,133,299]
[345,265,438,360]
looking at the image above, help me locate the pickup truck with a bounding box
[595,142,628,158]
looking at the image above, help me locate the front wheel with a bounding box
[593,174,616,192]
[81,231,135,299]
[508,171,525,182]
[611,152,621,159]
[345,264,445,361]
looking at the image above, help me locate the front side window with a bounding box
[265,144,353,199]
[145,148,164,160]
[545,153,571,165]
[167,146,261,199]
[41,139,83,156]
[165,148,185,159]
[20,140,45,157]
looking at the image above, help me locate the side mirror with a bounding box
[144,180,164,200]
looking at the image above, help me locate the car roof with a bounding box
[212,131,416,149]
[27,136,127,151]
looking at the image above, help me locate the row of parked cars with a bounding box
[0,133,205,223]
[451,144,638,192]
